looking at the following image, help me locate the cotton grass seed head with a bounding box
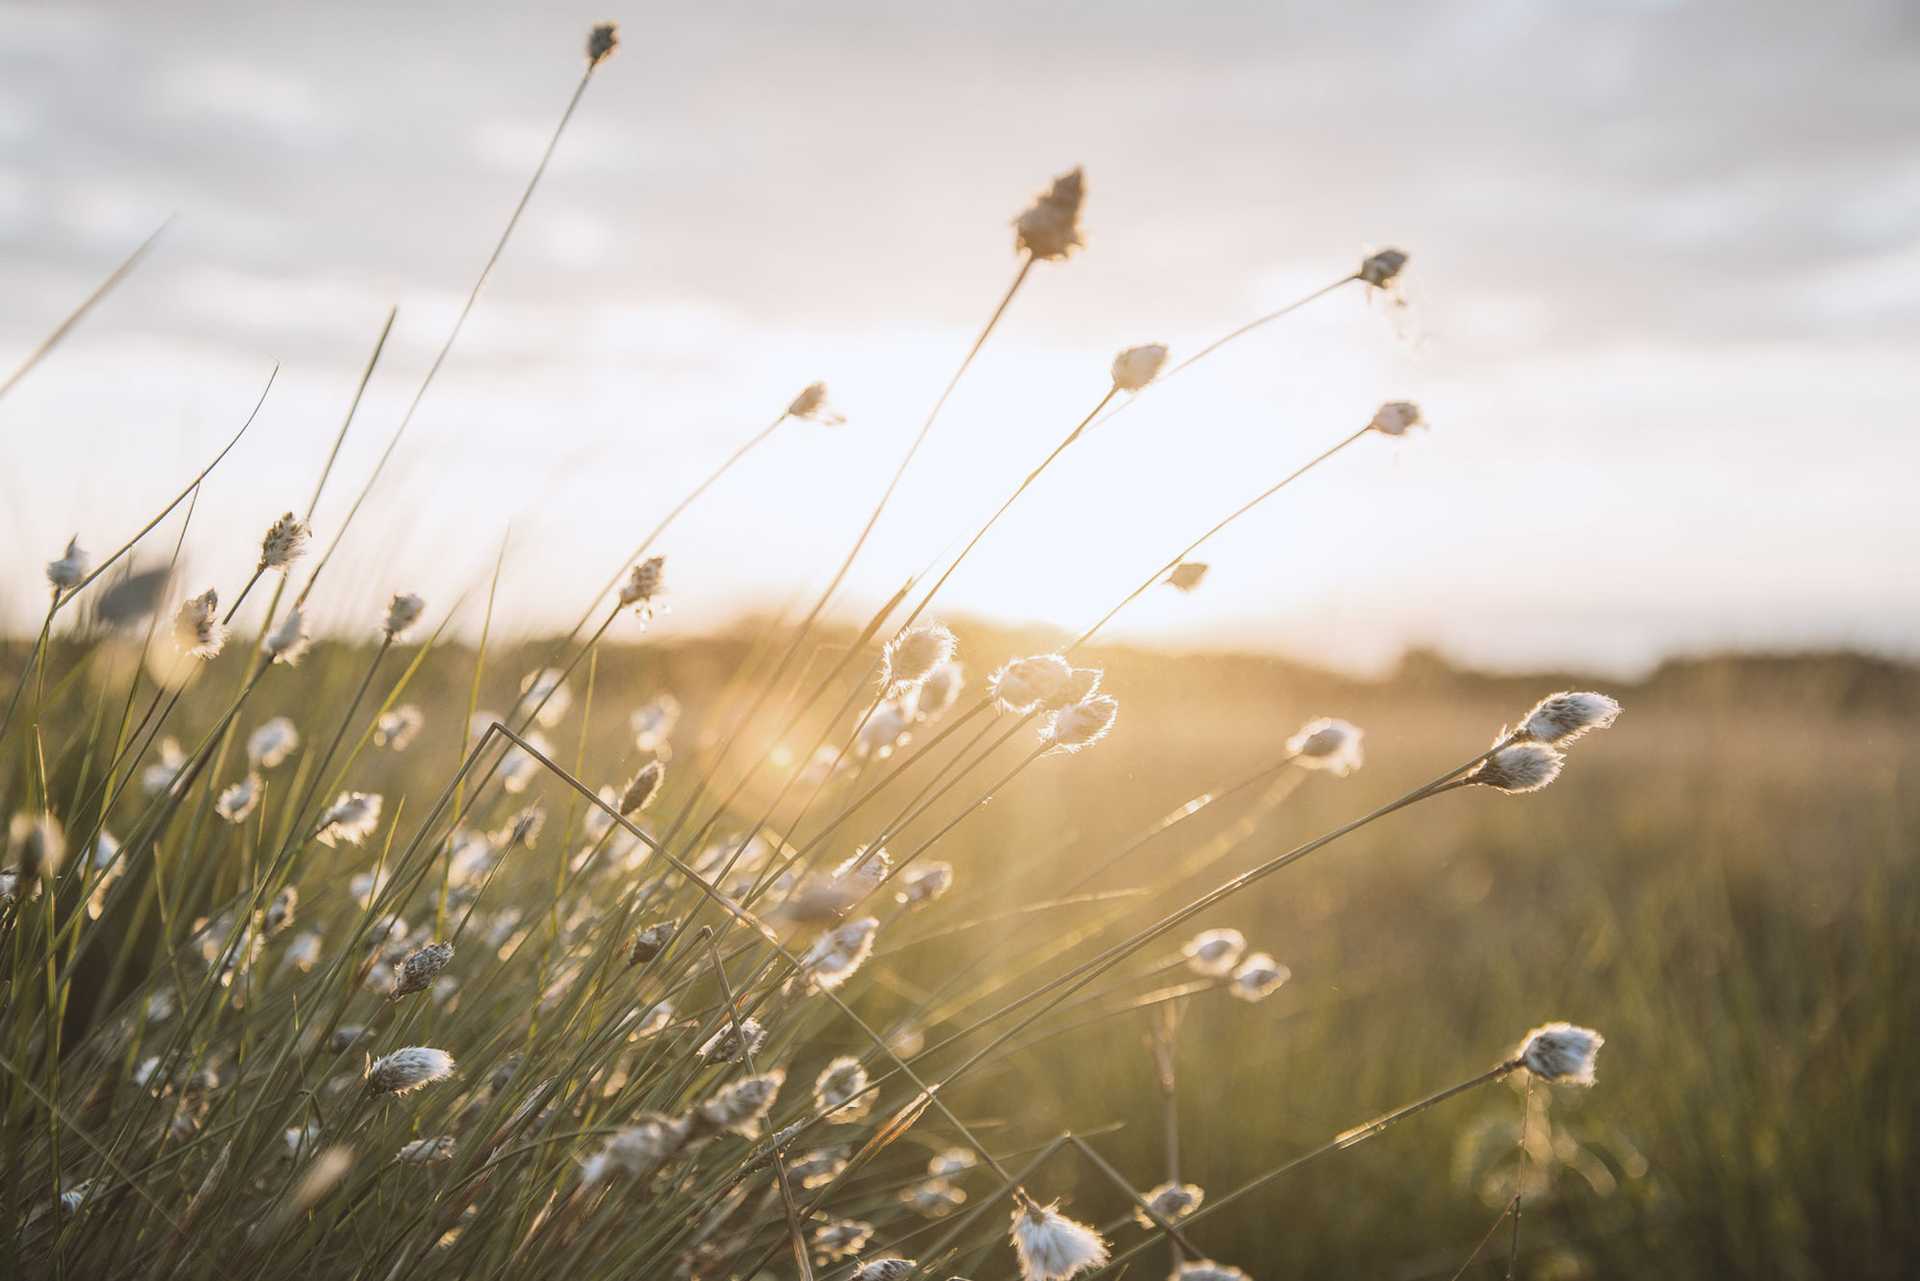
[1010,1193,1110,1281]
[1517,691,1622,746]
[699,1016,768,1064]
[929,1147,977,1178]
[173,589,226,659]
[365,1046,454,1095]
[373,704,424,751]
[1468,741,1565,794]
[884,624,957,689]
[813,1220,875,1262]
[628,919,677,966]
[1183,927,1245,977]
[916,662,964,720]
[1174,1262,1253,1281]
[619,556,665,607]
[1359,247,1410,288]
[248,717,299,768]
[1228,952,1290,1002]
[697,1069,784,1137]
[620,760,666,815]
[903,1178,967,1217]
[803,916,880,989]
[991,654,1075,714]
[1042,693,1118,753]
[1165,561,1208,592]
[382,592,425,640]
[1110,343,1169,392]
[47,536,89,594]
[814,1055,871,1120]
[1134,1181,1203,1228]
[7,812,65,884]
[787,381,845,425]
[851,1259,918,1281]
[397,1135,455,1164]
[1368,400,1424,437]
[1015,167,1087,261]
[391,941,454,999]
[215,774,261,824]
[257,512,311,571]
[898,861,954,907]
[265,607,311,665]
[587,20,618,64]
[1518,1022,1604,1085]
[315,792,382,846]
[631,692,680,750]
[1287,716,1365,776]
[589,1113,689,1181]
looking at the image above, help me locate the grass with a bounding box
[2,21,1914,1280]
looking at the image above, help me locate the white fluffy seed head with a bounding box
[1228,952,1291,1002]
[248,717,299,769]
[812,1220,876,1261]
[620,760,666,815]
[697,1069,784,1136]
[396,1135,455,1164]
[928,1147,977,1177]
[47,536,89,593]
[1014,167,1087,261]
[215,774,261,824]
[916,662,964,720]
[1359,247,1410,288]
[7,812,66,883]
[630,692,680,750]
[991,654,1074,714]
[1010,1195,1110,1281]
[1183,928,1246,977]
[1042,694,1118,753]
[787,381,845,425]
[588,1113,687,1181]
[698,1016,768,1064]
[1518,1022,1604,1085]
[898,861,954,907]
[1174,1262,1253,1281]
[851,1259,918,1281]
[382,592,425,640]
[1517,692,1622,746]
[1470,742,1565,794]
[365,1046,454,1095]
[1287,717,1365,776]
[315,792,382,846]
[803,917,880,989]
[391,941,454,998]
[518,667,573,727]
[1111,343,1169,392]
[814,1055,871,1119]
[1133,1181,1203,1228]
[884,624,957,689]
[373,704,424,751]
[1369,401,1424,436]
[258,512,311,571]
[173,589,227,659]
[265,607,311,665]
[619,556,664,606]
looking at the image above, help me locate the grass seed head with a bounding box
[173,588,227,659]
[898,860,954,906]
[1183,927,1246,977]
[787,381,846,424]
[1469,741,1566,794]
[247,717,299,768]
[628,919,677,966]
[382,592,425,640]
[1518,1022,1604,1085]
[365,1046,455,1095]
[373,704,424,750]
[1165,561,1209,592]
[813,1220,875,1262]
[814,1055,872,1119]
[991,654,1075,713]
[215,774,261,824]
[1359,247,1410,287]
[396,1135,455,1164]
[903,1178,968,1217]
[587,21,618,65]
[1010,1192,1110,1281]
[1015,166,1087,261]
[1134,1180,1203,1227]
[46,536,89,594]
[620,759,666,815]
[699,1016,768,1064]
[7,812,65,884]
[314,791,383,846]
[1111,343,1169,392]
[619,555,665,607]
[697,1069,785,1137]
[1517,691,1622,746]
[391,940,454,999]
[265,606,311,665]
[884,623,957,689]
[257,512,311,571]
[1228,952,1290,1002]
[803,916,880,989]
[1042,693,1118,753]
[1174,1263,1253,1281]
[851,1259,918,1281]
[1287,716,1365,775]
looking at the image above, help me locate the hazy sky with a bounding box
[3,0,1917,674]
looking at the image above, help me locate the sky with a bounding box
[2,0,1917,675]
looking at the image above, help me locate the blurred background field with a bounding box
[17,623,1914,1278]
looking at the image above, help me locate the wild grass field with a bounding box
[4,20,1916,1281]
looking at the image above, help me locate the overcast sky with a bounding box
[3,0,1916,674]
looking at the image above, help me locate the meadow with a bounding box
[4,21,1916,1281]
